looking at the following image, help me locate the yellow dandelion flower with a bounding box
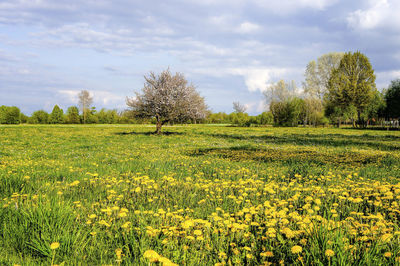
[291,245,302,254]
[50,242,60,250]
[159,256,178,266]
[98,220,111,227]
[325,249,335,257]
[143,250,160,262]
[121,222,131,229]
[118,212,127,218]
[193,230,202,236]
[384,252,392,258]
[264,251,274,257]
[381,233,392,242]
[115,248,123,257]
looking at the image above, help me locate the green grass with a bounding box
[0,124,399,265]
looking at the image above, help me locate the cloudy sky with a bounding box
[1,0,399,115]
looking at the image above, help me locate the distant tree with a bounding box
[86,107,98,124]
[66,106,80,124]
[49,105,64,124]
[365,89,385,123]
[256,112,274,125]
[126,69,208,134]
[301,97,324,126]
[29,110,49,124]
[265,80,302,126]
[327,51,376,128]
[78,90,93,124]
[206,112,230,124]
[385,79,400,119]
[303,52,344,100]
[230,112,250,126]
[0,106,20,124]
[233,101,247,113]
[265,80,296,105]
[20,113,29,124]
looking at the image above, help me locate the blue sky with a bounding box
[1,0,399,115]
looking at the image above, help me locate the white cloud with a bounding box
[236,22,260,33]
[347,0,400,31]
[375,69,400,88]
[253,0,338,14]
[230,67,288,92]
[57,89,124,107]
[57,89,78,103]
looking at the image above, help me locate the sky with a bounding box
[0,0,400,115]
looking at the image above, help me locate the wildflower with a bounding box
[381,233,392,242]
[291,245,302,254]
[143,250,160,262]
[193,230,202,236]
[384,252,392,258]
[50,242,60,250]
[325,249,335,257]
[121,222,131,229]
[260,251,274,257]
[118,212,127,218]
[98,220,111,227]
[115,248,123,262]
[159,257,178,266]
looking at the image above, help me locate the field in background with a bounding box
[1,125,400,265]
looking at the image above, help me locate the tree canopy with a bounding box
[126,69,208,134]
[303,52,344,99]
[327,51,376,127]
[78,90,93,124]
[385,79,400,119]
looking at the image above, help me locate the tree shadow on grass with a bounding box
[199,132,400,151]
[115,131,184,136]
[189,145,398,168]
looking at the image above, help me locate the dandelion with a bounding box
[115,248,123,264]
[261,251,274,257]
[193,230,202,236]
[325,249,335,257]
[159,257,178,266]
[50,242,60,266]
[384,252,392,258]
[143,250,160,262]
[50,242,60,250]
[98,220,111,227]
[291,245,302,254]
[121,222,131,229]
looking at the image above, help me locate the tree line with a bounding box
[266,51,399,128]
[1,51,399,132]
[0,104,137,125]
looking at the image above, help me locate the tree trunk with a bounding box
[155,120,162,134]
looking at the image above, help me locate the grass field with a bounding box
[1,124,400,265]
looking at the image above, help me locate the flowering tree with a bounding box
[126,69,208,134]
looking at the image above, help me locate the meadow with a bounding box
[0,124,400,265]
